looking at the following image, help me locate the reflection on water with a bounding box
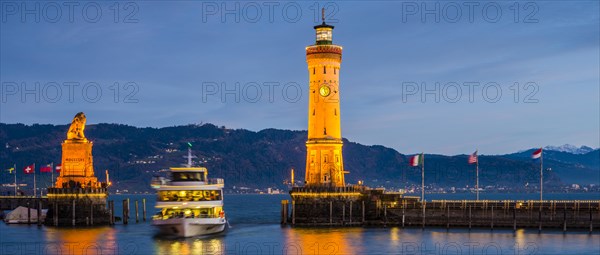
[43,227,116,255]
[285,227,364,255]
[154,236,224,255]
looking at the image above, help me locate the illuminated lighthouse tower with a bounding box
[304,10,345,187]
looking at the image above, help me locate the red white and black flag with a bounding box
[55,164,62,172]
[468,151,478,164]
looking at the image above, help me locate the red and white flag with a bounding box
[40,164,52,172]
[409,154,423,167]
[23,164,34,174]
[468,151,478,164]
[532,148,542,159]
[55,164,62,172]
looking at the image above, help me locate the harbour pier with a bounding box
[284,187,600,231]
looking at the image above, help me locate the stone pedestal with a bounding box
[55,140,99,188]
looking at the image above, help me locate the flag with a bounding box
[7,167,15,173]
[40,164,52,172]
[468,151,478,164]
[532,148,542,159]
[55,164,61,172]
[23,164,34,174]
[409,154,423,167]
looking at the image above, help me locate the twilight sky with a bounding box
[1,1,598,155]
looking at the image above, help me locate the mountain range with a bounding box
[0,123,598,193]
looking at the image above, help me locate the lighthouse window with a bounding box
[323,66,326,74]
[334,68,337,74]
[313,68,315,74]
[334,109,337,116]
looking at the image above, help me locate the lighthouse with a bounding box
[304,9,345,187]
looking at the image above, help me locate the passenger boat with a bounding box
[151,146,226,237]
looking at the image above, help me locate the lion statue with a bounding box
[67,112,87,140]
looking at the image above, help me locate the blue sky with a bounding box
[1,1,598,155]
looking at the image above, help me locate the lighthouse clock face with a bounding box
[319,85,331,97]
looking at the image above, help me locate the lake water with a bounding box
[1,193,599,254]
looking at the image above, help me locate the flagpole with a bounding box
[421,152,424,202]
[51,162,54,188]
[14,163,17,196]
[476,150,479,201]
[33,163,37,198]
[540,149,543,202]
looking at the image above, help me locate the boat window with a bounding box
[171,172,205,182]
[157,207,223,219]
[158,190,222,202]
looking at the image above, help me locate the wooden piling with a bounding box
[402,205,405,228]
[37,199,42,226]
[362,201,365,224]
[123,199,128,225]
[108,200,113,225]
[491,205,494,230]
[72,199,76,226]
[27,201,31,224]
[53,201,58,226]
[446,204,450,229]
[563,205,567,232]
[280,200,288,225]
[513,203,517,231]
[90,203,94,225]
[421,202,425,229]
[135,200,139,223]
[538,208,542,232]
[292,200,295,225]
[111,200,115,225]
[590,206,593,233]
[342,203,346,225]
[142,199,147,221]
[329,201,333,225]
[469,205,472,230]
[349,201,353,224]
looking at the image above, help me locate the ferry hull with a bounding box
[152,218,227,237]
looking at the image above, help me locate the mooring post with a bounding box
[37,198,41,226]
[292,200,295,225]
[280,200,288,225]
[329,201,333,225]
[90,203,94,226]
[469,205,472,230]
[446,204,450,229]
[54,201,58,226]
[491,205,494,230]
[402,204,405,228]
[27,201,31,224]
[590,205,593,233]
[350,201,353,224]
[342,202,346,226]
[108,201,113,225]
[538,208,542,232]
[513,202,517,231]
[72,199,76,226]
[135,200,139,223]
[123,199,128,225]
[362,201,365,224]
[384,204,387,223]
[422,202,426,229]
[563,204,567,232]
[142,199,147,222]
